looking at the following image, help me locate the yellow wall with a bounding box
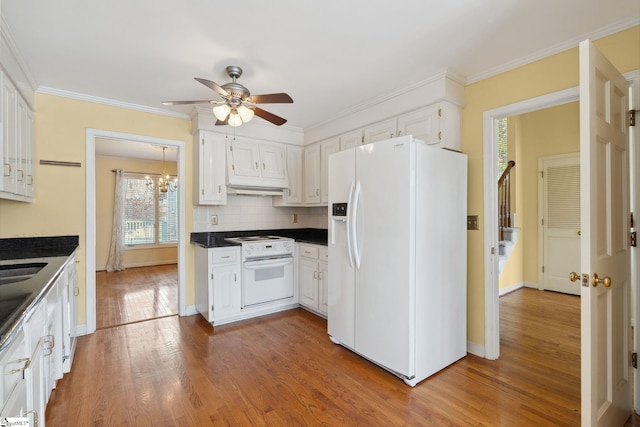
[0,94,193,326]
[499,102,580,290]
[95,155,178,270]
[463,26,639,346]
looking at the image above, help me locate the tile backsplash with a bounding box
[193,195,328,232]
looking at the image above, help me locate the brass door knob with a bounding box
[569,272,580,282]
[592,273,612,287]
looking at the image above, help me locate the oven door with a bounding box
[242,256,294,308]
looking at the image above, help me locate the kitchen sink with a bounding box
[0,262,47,285]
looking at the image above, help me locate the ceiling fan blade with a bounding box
[194,77,229,98]
[253,107,287,126]
[249,93,293,104]
[161,100,214,105]
[215,119,227,126]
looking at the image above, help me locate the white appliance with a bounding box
[225,236,295,308]
[327,135,467,387]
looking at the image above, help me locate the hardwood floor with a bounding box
[95,264,178,329]
[45,287,637,426]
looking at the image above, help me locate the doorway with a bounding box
[85,129,187,335]
[538,153,581,295]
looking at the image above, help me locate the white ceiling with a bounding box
[2,0,638,133]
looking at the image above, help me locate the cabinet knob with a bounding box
[255,162,259,169]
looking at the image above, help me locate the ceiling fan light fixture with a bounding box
[213,104,231,121]
[228,111,243,127]
[237,105,254,123]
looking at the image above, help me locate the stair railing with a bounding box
[498,160,516,241]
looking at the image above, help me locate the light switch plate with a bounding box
[467,215,479,230]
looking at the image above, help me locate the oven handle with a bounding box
[244,257,293,269]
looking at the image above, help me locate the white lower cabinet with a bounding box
[195,246,242,323]
[297,243,328,316]
[0,253,77,425]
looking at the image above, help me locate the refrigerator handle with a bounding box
[351,180,361,269]
[346,181,355,268]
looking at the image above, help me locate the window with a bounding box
[496,117,508,175]
[123,174,178,246]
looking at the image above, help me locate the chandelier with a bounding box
[146,146,177,193]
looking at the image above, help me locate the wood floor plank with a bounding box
[46,286,640,426]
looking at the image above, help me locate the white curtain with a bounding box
[106,169,126,272]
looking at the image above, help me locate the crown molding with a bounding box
[466,16,640,85]
[36,86,190,119]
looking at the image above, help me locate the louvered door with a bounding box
[541,153,581,295]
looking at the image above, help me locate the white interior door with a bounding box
[540,153,581,295]
[579,40,631,427]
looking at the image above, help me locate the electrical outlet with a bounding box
[467,215,479,230]
[292,214,298,223]
[211,215,218,225]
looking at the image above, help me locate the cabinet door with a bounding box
[320,138,340,204]
[16,96,33,197]
[197,132,227,205]
[227,137,261,178]
[259,143,287,180]
[213,263,241,320]
[319,261,329,315]
[299,258,319,309]
[397,105,441,145]
[0,329,27,405]
[304,144,321,204]
[26,340,45,425]
[284,145,303,204]
[363,118,397,144]
[62,255,77,374]
[339,129,363,151]
[0,377,27,419]
[1,74,17,194]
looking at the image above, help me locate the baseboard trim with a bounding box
[184,305,198,316]
[467,340,485,358]
[499,282,524,296]
[75,323,88,337]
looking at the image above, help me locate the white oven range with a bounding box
[224,236,295,308]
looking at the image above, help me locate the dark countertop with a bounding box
[0,236,79,351]
[191,228,327,248]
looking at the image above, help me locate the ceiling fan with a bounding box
[162,65,293,126]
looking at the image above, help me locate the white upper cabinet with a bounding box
[304,143,321,204]
[1,68,34,202]
[273,144,303,206]
[363,118,397,144]
[397,102,462,150]
[227,137,261,178]
[194,131,227,205]
[226,136,288,190]
[258,144,287,181]
[304,137,338,205]
[320,138,339,204]
[339,129,363,150]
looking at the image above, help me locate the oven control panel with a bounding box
[243,238,294,260]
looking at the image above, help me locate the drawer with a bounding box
[211,247,239,264]
[298,244,319,260]
[319,247,328,261]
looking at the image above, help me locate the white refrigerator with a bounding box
[327,135,467,387]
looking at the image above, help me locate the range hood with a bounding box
[225,138,289,196]
[226,186,285,196]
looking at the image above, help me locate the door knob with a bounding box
[592,273,611,287]
[569,272,580,282]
